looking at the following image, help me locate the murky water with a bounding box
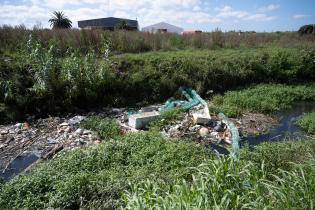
[0,153,39,181]
[0,101,314,181]
[242,101,315,146]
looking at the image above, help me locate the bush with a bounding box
[209,83,315,117]
[241,137,315,175]
[123,156,315,209]
[2,43,315,122]
[296,112,315,134]
[149,108,185,131]
[0,132,211,209]
[81,116,122,140]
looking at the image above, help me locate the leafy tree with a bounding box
[298,24,315,35]
[116,20,128,30]
[49,11,72,29]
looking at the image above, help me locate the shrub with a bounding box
[209,83,315,117]
[149,108,185,132]
[0,132,211,209]
[296,112,315,134]
[81,116,122,140]
[123,156,315,209]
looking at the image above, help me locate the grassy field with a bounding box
[1,26,315,55]
[1,28,315,209]
[1,41,315,122]
[0,125,314,209]
[297,112,315,134]
[209,83,315,117]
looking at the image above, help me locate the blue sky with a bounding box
[0,0,314,32]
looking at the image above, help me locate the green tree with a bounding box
[49,11,72,29]
[116,20,128,30]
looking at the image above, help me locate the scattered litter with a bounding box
[125,87,238,148]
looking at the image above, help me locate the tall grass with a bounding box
[0,132,211,209]
[1,41,315,122]
[296,112,315,134]
[209,83,315,117]
[1,26,315,54]
[122,156,315,210]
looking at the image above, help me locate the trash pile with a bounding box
[0,115,99,170]
[125,87,240,147]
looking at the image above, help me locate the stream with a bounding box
[1,101,314,181]
[242,101,315,146]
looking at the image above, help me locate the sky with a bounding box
[0,0,314,32]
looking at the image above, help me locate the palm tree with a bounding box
[49,11,72,29]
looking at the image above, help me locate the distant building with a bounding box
[78,17,138,30]
[142,22,184,34]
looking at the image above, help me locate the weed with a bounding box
[0,132,211,209]
[148,108,185,132]
[81,116,122,140]
[122,155,315,209]
[296,112,315,134]
[209,83,315,117]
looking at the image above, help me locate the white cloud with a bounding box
[258,4,280,12]
[216,6,248,18]
[245,14,276,21]
[0,1,277,29]
[293,14,311,19]
[215,5,276,22]
[0,5,48,27]
[193,6,201,11]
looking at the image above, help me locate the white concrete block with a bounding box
[128,111,160,129]
[192,105,211,125]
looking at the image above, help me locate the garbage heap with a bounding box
[125,87,237,145]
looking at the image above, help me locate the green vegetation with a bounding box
[241,138,315,175]
[0,132,211,209]
[123,156,315,209]
[48,11,72,29]
[149,108,185,132]
[209,83,315,117]
[297,112,315,134]
[81,116,122,140]
[1,26,315,54]
[1,41,315,123]
[1,132,314,209]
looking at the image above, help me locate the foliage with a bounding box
[48,11,72,29]
[115,20,130,30]
[298,24,315,35]
[81,116,122,140]
[1,26,315,54]
[209,83,315,117]
[241,136,315,175]
[296,112,315,134]
[1,37,315,122]
[0,133,211,209]
[149,108,185,131]
[122,156,315,210]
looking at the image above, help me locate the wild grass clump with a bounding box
[1,26,315,54]
[241,137,315,175]
[1,40,315,122]
[122,156,315,210]
[209,83,315,117]
[81,116,122,140]
[296,112,315,134]
[0,132,211,209]
[149,108,185,132]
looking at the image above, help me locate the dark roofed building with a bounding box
[78,17,138,31]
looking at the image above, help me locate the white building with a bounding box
[142,22,184,34]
